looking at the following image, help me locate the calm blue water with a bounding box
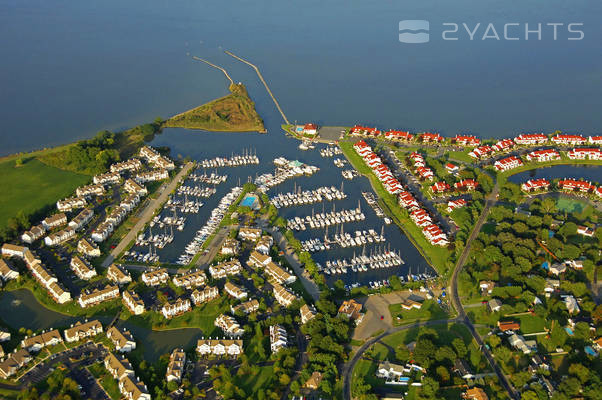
[1,0,601,155]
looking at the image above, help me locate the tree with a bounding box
[419,377,439,399]
[452,338,468,358]
[436,365,450,382]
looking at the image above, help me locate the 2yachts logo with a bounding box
[399,20,584,43]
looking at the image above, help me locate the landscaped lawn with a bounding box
[515,314,547,334]
[388,299,449,326]
[556,196,588,213]
[234,365,274,397]
[88,362,121,400]
[0,158,90,229]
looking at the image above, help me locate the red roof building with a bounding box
[419,132,443,143]
[493,139,515,152]
[526,149,560,162]
[447,198,468,212]
[384,130,413,141]
[431,181,451,194]
[453,135,480,146]
[350,125,381,137]
[494,156,523,171]
[469,145,494,159]
[588,135,602,145]
[303,123,318,135]
[416,166,434,181]
[558,179,595,193]
[521,178,550,192]
[567,148,602,160]
[551,134,586,145]
[514,133,548,145]
[454,179,479,192]
[446,163,459,173]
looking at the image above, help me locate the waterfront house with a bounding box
[231,299,259,314]
[526,149,560,162]
[255,235,273,254]
[141,268,169,286]
[558,178,595,193]
[514,133,548,145]
[138,146,174,170]
[588,135,602,145]
[494,156,523,172]
[78,285,119,308]
[64,320,103,343]
[111,158,142,173]
[191,286,219,305]
[220,238,240,255]
[551,134,586,145]
[384,130,413,141]
[166,348,186,382]
[521,178,550,192]
[172,269,206,288]
[224,281,248,300]
[264,261,296,284]
[77,237,101,257]
[302,123,318,135]
[0,259,19,282]
[56,197,86,212]
[161,298,191,319]
[124,178,148,195]
[398,191,420,210]
[469,145,494,159]
[48,282,71,304]
[93,171,121,185]
[108,263,132,285]
[122,290,145,315]
[42,213,67,230]
[497,320,520,332]
[215,314,244,337]
[350,125,381,137]
[273,283,299,307]
[462,387,489,400]
[423,224,449,246]
[119,375,151,400]
[269,324,288,353]
[453,134,480,146]
[196,338,243,357]
[76,184,105,198]
[134,169,169,183]
[300,304,317,324]
[107,327,136,352]
[447,198,468,212]
[70,256,97,280]
[21,329,63,352]
[567,147,602,160]
[21,224,46,244]
[105,353,135,380]
[493,139,515,152]
[44,228,76,246]
[338,299,364,325]
[208,259,242,279]
[419,132,443,143]
[238,227,262,242]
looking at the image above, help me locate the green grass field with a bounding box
[556,197,588,213]
[0,158,89,229]
[388,299,449,326]
[234,365,274,396]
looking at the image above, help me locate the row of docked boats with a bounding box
[342,169,359,180]
[255,158,319,191]
[199,150,259,168]
[361,191,391,224]
[319,249,404,275]
[176,185,216,198]
[176,186,243,265]
[287,206,365,231]
[333,158,347,168]
[271,185,346,208]
[320,146,343,157]
[189,171,228,184]
[301,227,385,252]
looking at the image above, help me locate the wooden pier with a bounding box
[191,56,234,85]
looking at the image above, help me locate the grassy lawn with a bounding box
[0,158,90,229]
[556,196,589,213]
[466,306,498,327]
[234,365,274,396]
[388,299,449,326]
[514,314,546,334]
[339,141,452,275]
[88,362,121,400]
[352,359,387,390]
[447,149,474,163]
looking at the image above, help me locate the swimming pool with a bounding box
[241,195,257,208]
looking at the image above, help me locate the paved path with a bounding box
[101,162,195,268]
[194,226,234,267]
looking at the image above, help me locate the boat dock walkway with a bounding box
[191,56,234,85]
[225,50,290,125]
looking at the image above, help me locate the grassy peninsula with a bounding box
[164,83,265,132]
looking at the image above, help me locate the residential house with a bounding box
[508,333,537,354]
[526,149,560,162]
[563,295,580,314]
[161,298,191,319]
[21,329,63,352]
[248,251,272,268]
[78,285,119,308]
[514,133,548,145]
[479,280,496,295]
[107,327,136,352]
[463,387,489,400]
[56,197,86,212]
[122,290,145,315]
[304,371,323,390]
[141,268,169,286]
[44,228,76,246]
[220,238,240,255]
[238,227,262,242]
[70,256,97,280]
[124,179,148,195]
[264,261,296,284]
[196,338,243,357]
[191,286,219,305]
[224,281,248,300]
[134,169,169,183]
[42,213,67,230]
[376,361,405,380]
[497,320,520,332]
[76,184,105,198]
[21,224,46,244]
[453,359,475,379]
[273,283,299,307]
[338,299,364,325]
[166,348,186,382]
[93,171,121,185]
[64,320,103,343]
[209,259,242,279]
[0,259,19,282]
[1,244,28,258]
[255,235,273,254]
[105,353,134,380]
[447,199,468,212]
[300,304,317,324]
[107,263,132,285]
[521,178,550,192]
[111,159,142,173]
[269,325,287,353]
[215,314,244,337]
[488,299,503,313]
[119,375,151,400]
[231,299,259,314]
[77,237,101,257]
[494,156,523,172]
[551,134,586,145]
[172,270,206,288]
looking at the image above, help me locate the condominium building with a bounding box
[64,320,103,343]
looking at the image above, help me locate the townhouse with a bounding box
[410,209,432,227]
[454,178,479,192]
[350,125,381,137]
[419,132,443,143]
[338,299,364,325]
[224,281,248,300]
[22,251,72,304]
[0,349,32,379]
[107,263,132,285]
[161,298,192,319]
[77,237,101,257]
[416,166,434,181]
[56,197,86,212]
[300,304,317,324]
[78,284,119,308]
[196,338,243,357]
[119,375,151,400]
[106,206,127,226]
[238,227,262,241]
[120,193,140,212]
[110,158,142,173]
[453,135,480,146]
[255,235,273,254]
[521,178,550,192]
[431,181,451,194]
[172,269,206,288]
[423,224,449,246]
[21,329,63,352]
[76,184,105,198]
[525,149,560,162]
[44,227,76,246]
[0,259,19,282]
[105,353,135,380]
[64,320,103,343]
[567,147,602,160]
[191,286,219,305]
[248,250,272,268]
[208,259,242,279]
[558,178,595,193]
[551,134,586,145]
[273,283,299,307]
[354,140,403,194]
[107,327,136,352]
[269,325,288,353]
[398,191,420,210]
[47,282,72,304]
[220,238,240,255]
[384,129,413,142]
[124,178,148,196]
[140,146,175,170]
[264,261,296,284]
[445,163,459,174]
[514,133,548,145]
[141,268,169,286]
[42,213,67,230]
[447,198,468,212]
[93,171,121,185]
[134,169,169,183]
[494,156,523,172]
[469,145,494,159]
[231,299,259,314]
[214,314,244,337]
[588,135,602,145]
[91,221,114,242]
[21,224,46,243]
[166,348,186,382]
[493,138,515,152]
[70,256,97,280]
[122,290,145,315]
